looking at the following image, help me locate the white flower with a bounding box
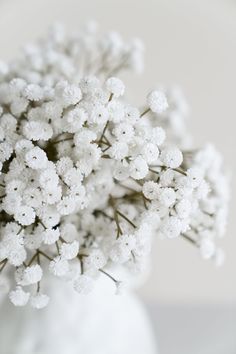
[22,265,43,285]
[56,82,82,106]
[5,179,26,195]
[200,238,215,259]
[30,293,49,309]
[80,76,99,94]
[23,84,44,101]
[15,139,34,155]
[110,243,131,264]
[60,241,79,260]
[113,163,130,181]
[187,167,204,188]
[63,107,87,133]
[73,275,94,295]
[107,100,125,123]
[39,168,59,190]
[0,24,229,308]
[49,256,69,277]
[159,188,176,207]
[56,157,73,176]
[23,121,53,141]
[147,90,168,113]
[175,199,192,219]
[160,146,183,168]
[129,156,149,180]
[57,196,77,215]
[7,247,27,267]
[84,249,106,269]
[143,181,160,200]
[0,142,13,162]
[160,216,182,239]
[60,223,78,242]
[109,142,129,160]
[150,127,166,146]
[42,228,60,245]
[105,77,125,97]
[141,143,159,164]
[25,147,48,169]
[14,206,35,225]
[113,122,134,142]
[9,287,30,306]
[63,168,83,187]
[10,97,28,117]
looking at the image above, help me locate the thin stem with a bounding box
[56,241,60,254]
[116,210,137,228]
[142,194,148,210]
[99,120,109,143]
[130,178,143,187]
[181,233,197,246]
[59,236,67,243]
[28,252,38,267]
[108,93,113,102]
[102,146,111,153]
[94,210,113,221]
[150,165,187,177]
[173,168,187,176]
[103,135,111,146]
[37,281,41,293]
[109,196,123,238]
[52,137,73,145]
[0,259,7,273]
[38,219,47,229]
[149,168,160,175]
[140,107,150,118]
[99,268,118,283]
[17,226,24,235]
[116,182,140,193]
[38,250,53,261]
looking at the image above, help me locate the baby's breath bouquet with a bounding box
[0,23,229,309]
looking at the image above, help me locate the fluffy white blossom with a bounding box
[73,275,94,294]
[49,256,69,277]
[9,287,30,306]
[30,293,50,309]
[105,77,125,98]
[25,147,48,170]
[160,146,183,168]
[0,24,229,309]
[60,241,79,260]
[147,90,168,113]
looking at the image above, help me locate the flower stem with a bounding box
[140,107,150,117]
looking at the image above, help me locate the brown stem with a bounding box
[116,210,137,229]
[99,268,118,283]
[0,259,7,273]
[140,107,150,117]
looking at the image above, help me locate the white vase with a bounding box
[0,274,157,354]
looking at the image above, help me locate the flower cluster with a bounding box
[0,24,229,308]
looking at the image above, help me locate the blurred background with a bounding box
[0,0,235,353]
